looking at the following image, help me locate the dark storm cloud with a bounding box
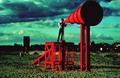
[0,2,57,24]
[10,1,72,16]
[104,0,112,2]
[0,0,119,24]
[3,0,83,18]
[100,0,120,16]
[103,7,120,16]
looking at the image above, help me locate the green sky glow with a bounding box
[0,0,120,45]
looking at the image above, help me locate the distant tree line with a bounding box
[0,42,120,53]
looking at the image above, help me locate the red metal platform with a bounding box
[32,42,75,71]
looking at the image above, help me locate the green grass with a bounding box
[0,52,120,78]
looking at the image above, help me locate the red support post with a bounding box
[80,24,85,71]
[80,25,90,71]
[85,26,90,71]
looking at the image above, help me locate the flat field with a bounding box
[0,52,120,78]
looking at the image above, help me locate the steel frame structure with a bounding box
[32,42,75,71]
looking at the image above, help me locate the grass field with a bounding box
[0,51,120,78]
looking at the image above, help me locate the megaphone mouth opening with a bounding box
[80,1,103,26]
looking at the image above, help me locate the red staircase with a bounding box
[32,48,52,66]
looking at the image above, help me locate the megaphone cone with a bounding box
[63,1,103,26]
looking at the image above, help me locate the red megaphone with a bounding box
[63,1,103,26]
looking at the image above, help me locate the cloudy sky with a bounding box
[0,0,120,45]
